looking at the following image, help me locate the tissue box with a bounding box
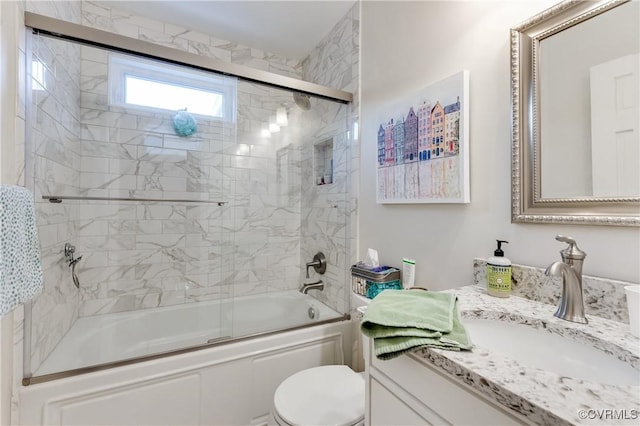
[365,280,402,298]
[351,264,401,298]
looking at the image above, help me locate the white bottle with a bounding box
[486,240,512,298]
[402,258,415,289]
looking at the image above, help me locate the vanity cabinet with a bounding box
[363,337,532,425]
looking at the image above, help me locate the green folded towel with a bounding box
[360,290,473,360]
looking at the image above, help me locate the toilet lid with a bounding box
[273,365,365,426]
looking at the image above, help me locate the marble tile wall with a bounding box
[75,42,234,315]
[72,1,358,313]
[26,1,81,24]
[75,1,309,312]
[301,2,359,95]
[229,81,305,297]
[72,47,308,315]
[82,1,301,78]
[300,125,350,313]
[473,258,635,323]
[24,0,359,373]
[25,1,83,376]
[300,2,360,313]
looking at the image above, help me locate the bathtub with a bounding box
[20,290,353,425]
[31,290,345,377]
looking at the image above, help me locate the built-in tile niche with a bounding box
[314,138,334,186]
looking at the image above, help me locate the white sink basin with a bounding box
[464,318,640,387]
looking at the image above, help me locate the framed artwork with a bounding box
[376,70,470,204]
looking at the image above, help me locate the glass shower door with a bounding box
[24,33,236,379]
[226,79,351,337]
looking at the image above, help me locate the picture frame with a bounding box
[376,70,470,204]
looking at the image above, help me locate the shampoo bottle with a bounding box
[486,240,512,298]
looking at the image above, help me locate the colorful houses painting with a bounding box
[376,71,470,203]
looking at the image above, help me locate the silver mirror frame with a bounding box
[511,0,640,227]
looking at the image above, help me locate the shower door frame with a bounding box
[24,12,353,104]
[22,12,354,386]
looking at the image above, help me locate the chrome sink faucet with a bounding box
[545,235,588,324]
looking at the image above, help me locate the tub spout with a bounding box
[300,280,324,294]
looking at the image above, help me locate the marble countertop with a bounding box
[409,285,640,425]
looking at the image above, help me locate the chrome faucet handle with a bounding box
[305,252,327,278]
[555,235,586,260]
[64,242,75,257]
[555,235,575,245]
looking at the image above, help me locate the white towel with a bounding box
[0,185,44,315]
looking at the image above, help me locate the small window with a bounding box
[108,53,236,121]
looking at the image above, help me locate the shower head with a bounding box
[293,92,311,111]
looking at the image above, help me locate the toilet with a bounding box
[272,365,365,426]
[271,292,368,426]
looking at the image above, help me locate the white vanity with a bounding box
[364,335,531,425]
[360,278,640,425]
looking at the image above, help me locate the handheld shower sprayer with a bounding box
[64,243,82,289]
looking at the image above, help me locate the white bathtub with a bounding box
[33,290,343,377]
[33,291,341,377]
[20,291,354,426]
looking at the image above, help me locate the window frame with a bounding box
[108,53,236,122]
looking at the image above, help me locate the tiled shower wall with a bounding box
[230,81,305,298]
[25,1,83,376]
[75,44,234,315]
[74,46,311,313]
[25,0,358,373]
[75,0,356,312]
[81,1,301,78]
[75,2,309,314]
[300,2,360,313]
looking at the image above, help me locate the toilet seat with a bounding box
[272,365,365,426]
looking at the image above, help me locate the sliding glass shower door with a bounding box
[25,33,235,377]
[23,25,352,382]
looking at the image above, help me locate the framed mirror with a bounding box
[511,0,640,226]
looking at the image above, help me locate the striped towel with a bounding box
[0,185,43,315]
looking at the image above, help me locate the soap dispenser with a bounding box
[486,240,512,298]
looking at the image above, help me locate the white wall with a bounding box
[360,0,640,290]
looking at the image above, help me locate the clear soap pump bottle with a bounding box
[486,240,512,298]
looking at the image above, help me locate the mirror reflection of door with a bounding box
[590,54,639,197]
[538,0,639,200]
